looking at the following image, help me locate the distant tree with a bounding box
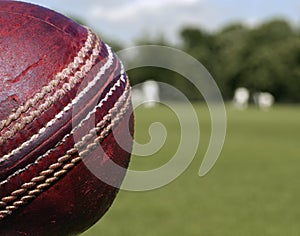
[179,28,218,100]
[240,19,298,102]
[248,19,293,47]
[213,23,250,99]
[126,37,172,86]
[179,19,300,102]
[180,27,216,71]
[126,36,203,101]
[67,15,300,102]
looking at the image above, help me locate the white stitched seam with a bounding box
[0,69,128,186]
[0,29,94,132]
[0,45,114,163]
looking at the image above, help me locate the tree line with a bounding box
[124,19,300,103]
[73,16,300,103]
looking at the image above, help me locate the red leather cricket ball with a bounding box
[0,1,134,235]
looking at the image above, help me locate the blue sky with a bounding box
[25,0,299,45]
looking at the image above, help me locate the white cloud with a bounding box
[90,0,202,22]
[83,0,219,44]
[25,0,300,45]
[244,17,262,28]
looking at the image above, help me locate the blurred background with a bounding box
[27,0,300,235]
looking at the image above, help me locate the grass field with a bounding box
[82,104,300,236]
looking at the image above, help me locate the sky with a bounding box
[25,0,300,45]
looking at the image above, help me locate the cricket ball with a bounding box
[0,1,134,235]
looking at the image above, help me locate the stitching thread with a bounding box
[0,46,114,163]
[0,29,101,145]
[0,72,126,185]
[0,42,113,163]
[0,78,131,220]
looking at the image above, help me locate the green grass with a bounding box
[82,104,300,236]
